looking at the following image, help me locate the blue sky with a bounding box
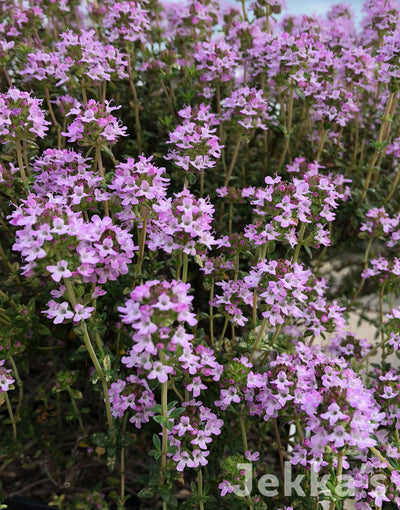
[283,0,364,20]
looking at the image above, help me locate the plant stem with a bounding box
[44,87,61,148]
[132,206,149,285]
[239,414,248,452]
[278,83,294,169]
[81,78,88,104]
[360,91,397,202]
[182,253,188,283]
[67,388,86,436]
[219,316,229,343]
[198,469,204,510]
[273,418,285,482]
[292,223,306,264]
[249,317,268,362]
[5,392,17,440]
[127,53,143,153]
[15,139,27,184]
[9,356,23,419]
[224,133,242,187]
[119,413,129,510]
[209,281,214,347]
[369,446,394,472]
[95,146,109,217]
[64,279,113,430]
[160,365,169,503]
[329,451,343,510]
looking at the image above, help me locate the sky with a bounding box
[283,0,365,21]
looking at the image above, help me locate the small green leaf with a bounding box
[169,407,185,419]
[153,434,161,450]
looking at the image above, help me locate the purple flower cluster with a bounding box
[147,189,216,256]
[109,375,156,428]
[119,279,197,381]
[0,88,49,142]
[0,359,14,393]
[62,99,127,146]
[164,104,223,173]
[22,29,128,87]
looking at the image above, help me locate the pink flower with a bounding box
[147,362,174,383]
[218,480,233,497]
[42,300,74,324]
[46,260,72,282]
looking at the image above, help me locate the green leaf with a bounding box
[159,490,178,508]
[138,487,157,499]
[153,415,167,425]
[91,432,108,447]
[148,449,161,459]
[169,407,185,419]
[153,433,161,450]
[167,401,178,411]
[149,404,162,414]
[304,244,313,259]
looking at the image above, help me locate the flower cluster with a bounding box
[22,29,128,87]
[62,100,127,146]
[170,402,223,471]
[244,259,346,334]
[0,88,49,142]
[147,189,216,256]
[221,86,270,132]
[164,104,223,173]
[119,279,197,380]
[103,1,151,45]
[32,149,108,208]
[108,155,169,227]
[0,359,14,393]
[108,375,156,428]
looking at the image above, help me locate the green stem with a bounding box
[81,78,88,104]
[273,418,285,482]
[369,446,394,472]
[67,388,86,436]
[182,253,188,283]
[15,139,27,184]
[292,223,306,264]
[346,236,374,311]
[234,252,239,282]
[5,391,17,440]
[228,201,233,234]
[209,281,214,347]
[9,356,23,419]
[360,91,397,202]
[200,168,204,198]
[216,84,227,176]
[127,53,143,153]
[160,368,169,503]
[316,127,326,162]
[329,452,343,510]
[64,279,113,430]
[224,133,242,187]
[198,468,204,510]
[383,165,400,205]
[133,207,149,285]
[293,412,304,443]
[44,87,61,148]
[95,146,109,217]
[239,414,248,453]
[219,316,229,343]
[249,317,268,362]
[119,413,129,510]
[278,84,294,169]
